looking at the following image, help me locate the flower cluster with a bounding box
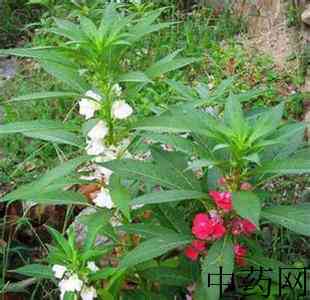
[52,262,99,300]
[78,87,133,209]
[185,191,255,266]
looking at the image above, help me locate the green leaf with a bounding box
[261,204,310,236]
[135,108,223,138]
[255,158,310,176]
[146,51,198,79]
[131,190,207,206]
[64,292,76,300]
[8,91,79,103]
[224,96,247,135]
[118,224,175,238]
[80,210,116,251]
[0,120,70,134]
[120,233,192,268]
[47,226,73,257]
[156,204,190,234]
[141,267,192,286]
[0,47,77,68]
[41,60,89,92]
[166,80,196,101]
[151,148,200,191]
[103,159,184,190]
[24,129,83,147]
[14,264,53,280]
[140,132,195,154]
[119,71,153,83]
[109,175,131,221]
[89,268,117,281]
[201,237,234,300]
[28,191,88,205]
[2,156,90,202]
[52,18,86,42]
[232,192,261,227]
[249,103,284,143]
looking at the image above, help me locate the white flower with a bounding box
[59,274,83,299]
[97,166,113,184]
[87,261,99,272]
[79,90,102,120]
[85,90,102,102]
[86,139,105,156]
[93,188,114,209]
[87,121,109,141]
[111,101,133,120]
[52,265,67,279]
[111,84,122,97]
[81,286,97,300]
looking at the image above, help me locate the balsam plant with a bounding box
[1,2,310,300]
[97,94,310,299]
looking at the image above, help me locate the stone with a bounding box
[302,8,310,26]
[0,58,17,80]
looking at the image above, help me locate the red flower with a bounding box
[231,218,256,236]
[213,223,226,239]
[231,219,243,236]
[185,246,200,261]
[192,213,214,240]
[192,212,227,241]
[191,240,206,252]
[242,219,256,235]
[234,244,247,266]
[209,191,232,212]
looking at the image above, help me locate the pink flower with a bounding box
[234,244,247,266]
[209,191,232,213]
[185,246,200,261]
[192,213,214,240]
[191,240,206,252]
[217,177,226,186]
